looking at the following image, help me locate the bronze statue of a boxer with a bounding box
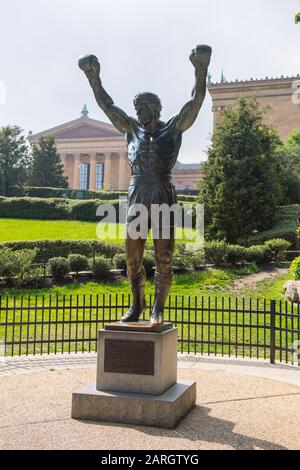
[79,45,211,326]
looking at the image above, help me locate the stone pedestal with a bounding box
[97,324,177,395]
[71,321,196,428]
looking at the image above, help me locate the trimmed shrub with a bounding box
[89,256,111,279]
[225,245,248,266]
[0,240,122,263]
[21,266,46,288]
[47,257,70,279]
[0,248,37,281]
[113,253,127,271]
[143,251,155,275]
[68,254,89,273]
[0,248,21,280]
[265,239,291,262]
[173,245,205,270]
[204,241,227,266]
[245,245,273,265]
[189,250,205,270]
[290,257,300,280]
[172,255,190,271]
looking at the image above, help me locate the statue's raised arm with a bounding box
[78,55,131,134]
[176,45,212,132]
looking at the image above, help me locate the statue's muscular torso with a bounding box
[126,116,182,177]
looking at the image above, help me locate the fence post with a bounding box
[270,299,276,365]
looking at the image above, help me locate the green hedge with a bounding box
[0,197,70,220]
[0,196,196,225]
[23,187,196,203]
[0,240,123,263]
[23,187,128,200]
[243,205,300,248]
[0,197,124,222]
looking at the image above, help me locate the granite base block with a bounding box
[97,328,178,395]
[72,380,196,429]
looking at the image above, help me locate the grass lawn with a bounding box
[0,218,196,244]
[0,266,297,360]
[0,218,111,242]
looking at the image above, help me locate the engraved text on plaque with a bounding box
[104,339,155,376]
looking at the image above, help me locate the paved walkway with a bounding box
[233,266,289,290]
[1,353,300,450]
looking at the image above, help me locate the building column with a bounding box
[89,153,97,190]
[118,152,128,190]
[103,153,112,190]
[73,154,81,189]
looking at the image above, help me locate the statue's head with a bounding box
[133,92,162,125]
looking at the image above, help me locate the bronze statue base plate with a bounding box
[105,321,173,333]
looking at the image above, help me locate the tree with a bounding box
[276,130,300,204]
[295,12,300,23]
[200,98,282,243]
[29,136,68,188]
[0,126,31,196]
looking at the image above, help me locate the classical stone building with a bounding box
[208,75,300,141]
[29,110,201,192]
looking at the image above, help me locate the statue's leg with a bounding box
[121,234,147,322]
[150,227,175,326]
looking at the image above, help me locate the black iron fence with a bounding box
[0,294,300,366]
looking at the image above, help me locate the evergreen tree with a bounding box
[29,136,68,188]
[276,130,300,204]
[200,98,282,243]
[0,125,31,196]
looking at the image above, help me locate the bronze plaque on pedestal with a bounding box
[104,339,155,376]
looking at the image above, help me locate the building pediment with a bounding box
[29,116,123,143]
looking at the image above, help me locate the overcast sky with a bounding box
[0,0,299,162]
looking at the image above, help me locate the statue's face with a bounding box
[135,104,154,125]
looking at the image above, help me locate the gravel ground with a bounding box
[1,364,300,450]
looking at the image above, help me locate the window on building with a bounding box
[96,163,104,190]
[80,163,90,190]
